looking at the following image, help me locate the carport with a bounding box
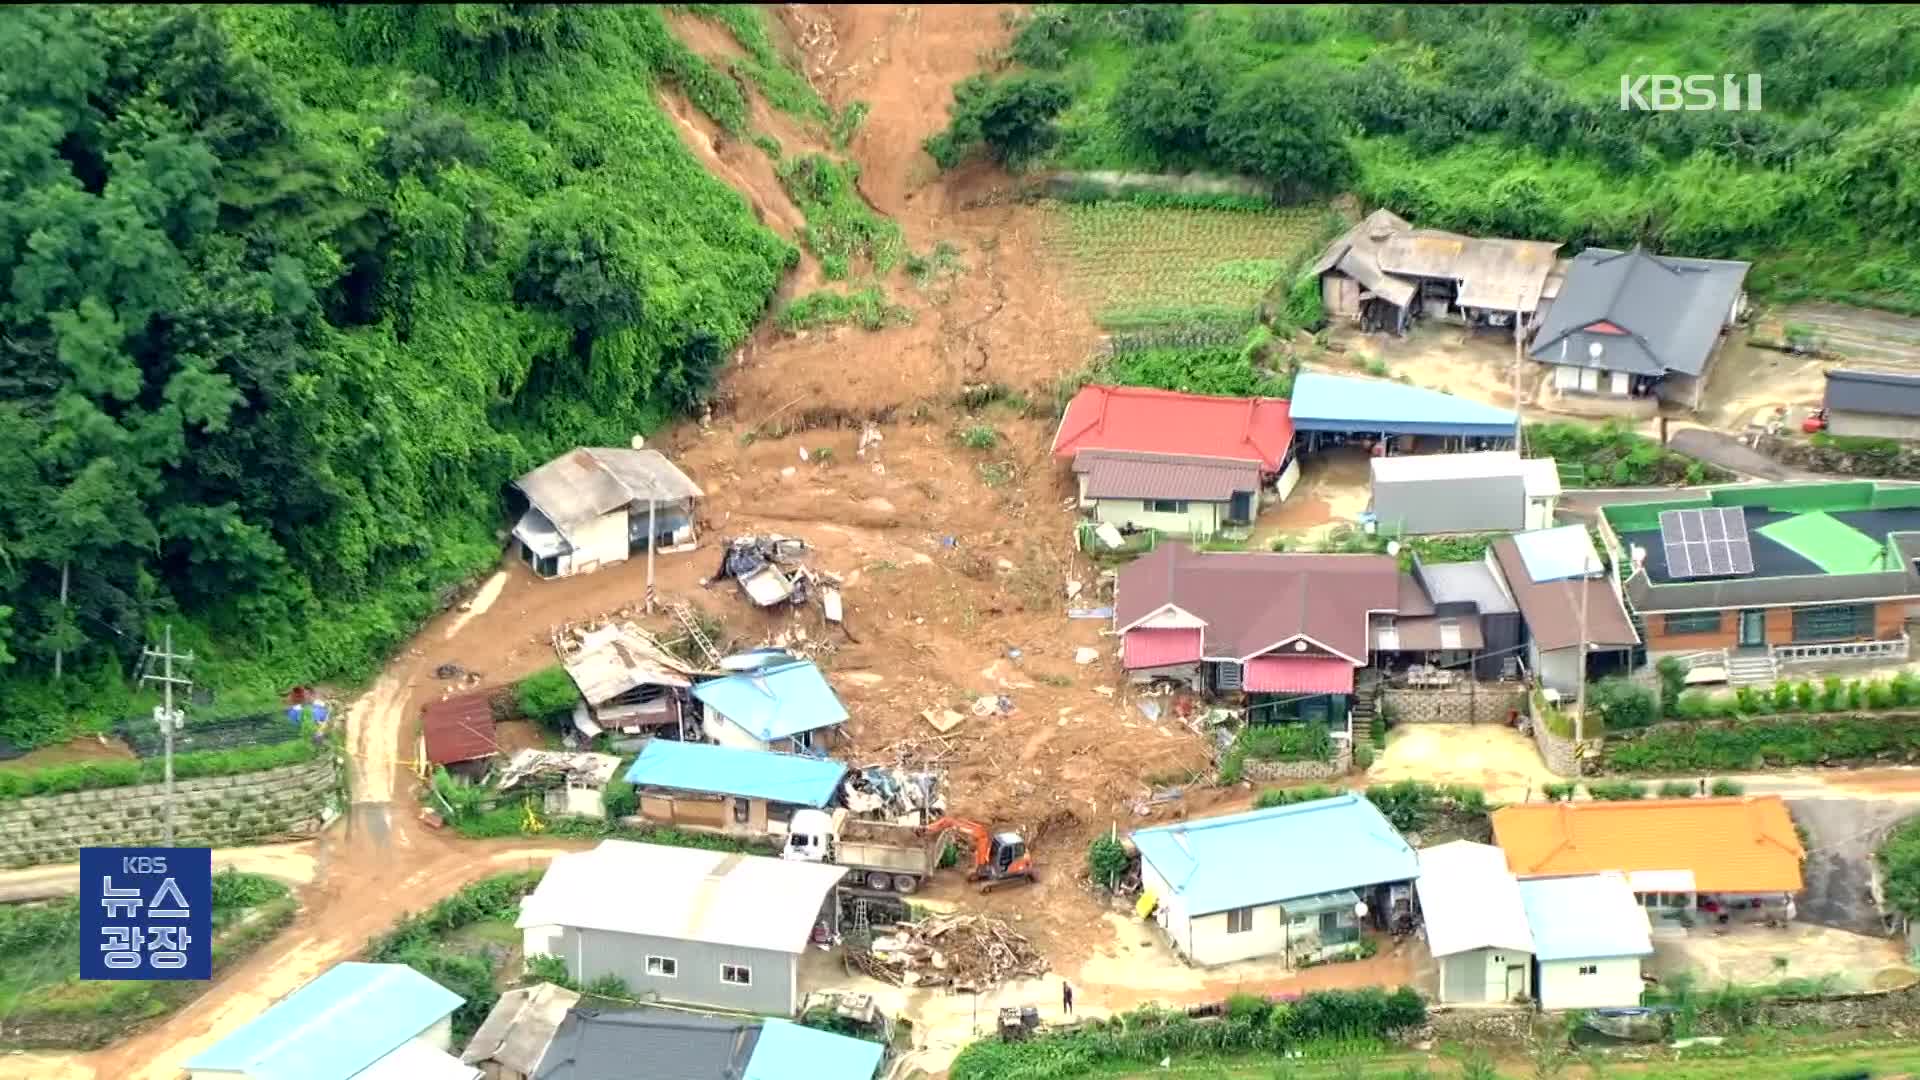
[1290,372,1518,455]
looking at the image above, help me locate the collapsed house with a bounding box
[558,623,704,747]
[1312,208,1563,333]
[497,750,624,820]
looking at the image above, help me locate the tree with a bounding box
[925,74,1073,169]
[1110,45,1225,160]
[1206,70,1356,198]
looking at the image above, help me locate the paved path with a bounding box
[1666,427,1813,482]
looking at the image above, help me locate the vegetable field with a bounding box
[1039,202,1329,329]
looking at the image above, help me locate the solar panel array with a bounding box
[1658,507,1754,579]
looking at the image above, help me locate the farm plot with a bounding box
[1038,202,1330,330]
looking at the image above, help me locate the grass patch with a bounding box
[777,154,905,279]
[0,871,294,1049]
[0,729,323,802]
[775,287,913,333]
[1528,421,1732,488]
[678,4,831,123]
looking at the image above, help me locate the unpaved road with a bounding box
[0,843,318,904]
[1780,302,1920,368]
[1666,426,1812,481]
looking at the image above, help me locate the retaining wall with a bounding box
[0,757,340,869]
[1526,695,1590,778]
[1242,740,1352,782]
[1383,686,1528,726]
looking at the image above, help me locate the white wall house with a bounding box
[1416,842,1535,1006]
[1517,873,1653,1010]
[512,446,703,580]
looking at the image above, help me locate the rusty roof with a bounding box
[1073,449,1261,502]
[1312,208,1560,314]
[1116,543,1400,663]
[562,623,700,706]
[421,690,498,766]
[1492,797,1804,894]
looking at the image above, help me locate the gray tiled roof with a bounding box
[1529,248,1749,378]
[534,1007,759,1080]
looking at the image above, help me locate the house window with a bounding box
[1147,499,1190,515]
[1792,604,1874,643]
[1664,611,1723,636]
[1226,907,1254,934]
[733,798,750,824]
[721,964,753,986]
[1578,964,1598,975]
[645,955,678,977]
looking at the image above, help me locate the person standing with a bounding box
[1062,980,1074,1016]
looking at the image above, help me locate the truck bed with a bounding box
[834,820,935,875]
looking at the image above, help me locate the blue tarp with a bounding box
[692,661,848,741]
[184,962,462,1080]
[624,740,847,806]
[744,1019,885,1080]
[1288,372,1518,438]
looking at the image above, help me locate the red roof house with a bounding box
[420,691,499,770]
[1051,386,1295,473]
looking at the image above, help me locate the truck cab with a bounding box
[784,807,839,863]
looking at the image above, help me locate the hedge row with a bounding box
[0,729,323,802]
[1604,715,1920,773]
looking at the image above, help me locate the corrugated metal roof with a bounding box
[692,661,848,741]
[624,740,846,807]
[421,691,498,766]
[562,623,698,706]
[533,1007,759,1080]
[1311,209,1560,314]
[1132,794,1417,916]
[1418,561,1517,615]
[184,962,463,1080]
[1417,841,1533,958]
[1121,627,1203,669]
[744,1019,885,1080]
[515,448,703,543]
[1529,247,1750,378]
[1825,368,1920,418]
[1051,385,1294,471]
[1378,614,1484,652]
[1289,372,1517,438]
[1074,449,1261,502]
[1242,655,1355,693]
[354,1039,480,1080]
[515,841,847,953]
[1516,873,1653,961]
[1371,451,1527,484]
[463,984,582,1074]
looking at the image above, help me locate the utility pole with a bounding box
[645,486,658,615]
[139,625,193,846]
[1574,557,1591,744]
[1511,288,1525,454]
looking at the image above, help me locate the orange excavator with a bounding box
[925,815,1036,892]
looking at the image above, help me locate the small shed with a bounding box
[1824,368,1920,439]
[185,962,472,1080]
[1416,842,1534,1005]
[693,660,849,754]
[512,447,704,580]
[560,623,700,747]
[624,739,847,837]
[1368,451,1561,535]
[516,840,848,1015]
[1517,873,1653,1010]
[418,691,499,780]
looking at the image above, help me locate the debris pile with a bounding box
[851,914,1049,990]
[709,534,844,616]
[497,749,623,794]
[843,765,945,825]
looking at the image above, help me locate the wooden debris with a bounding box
[849,914,1048,991]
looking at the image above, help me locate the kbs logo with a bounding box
[1619,74,1763,112]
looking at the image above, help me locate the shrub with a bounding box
[1772,681,1796,713]
[1238,722,1333,763]
[602,776,637,819]
[775,287,912,332]
[1226,991,1274,1025]
[514,667,580,728]
[1655,657,1686,716]
[1793,681,1817,711]
[1087,832,1130,890]
[1710,778,1745,796]
[1541,781,1576,801]
[1589,678,1658,731]
[1586,780,1646,801]
[925,73,1073,168]
[1659,780,1699,797]
[0,730,320,802]
[1733,686,1763,714]
[958,424,998,450]
[1877,815,1920,921]
[1353,742,1375,769]
[1256,783,1344,809]
[1606,715,1920,772]
[1895,670,1920,707]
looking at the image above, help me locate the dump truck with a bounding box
[784,809,939,893]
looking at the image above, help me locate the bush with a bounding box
[0,730,320,802]
[1586,780,1646,801]
[1655,657,1686,717]
[514,667,580,729]
[1658,780,1699,797]
[1353,742,1375,769]
[1256,783,1344,809]
[1541,781,1577,801]
[602,776,637,819]
[1793,681,1817,711]
[1606,715,1920,773]
[1364,780,1486,833]
[1772,682,1796,713]
[775,287,912,332]
[1087,833,1130,890]
[1710,778,1745,796]
[1589,678,1658,732]
[925,73,1073,168]
[958,424,999,450]
[1877,815,1920,921]
[1238,722,1333,763]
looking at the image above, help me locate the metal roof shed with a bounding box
[184,962,466,1080]
[1416,841,1533,958]
[624,740,848,807]
[1289,372,1518,440]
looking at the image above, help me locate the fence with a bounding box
[115,711,304,758]
[1382,685,1527,726]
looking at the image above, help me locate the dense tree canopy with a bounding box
[0,5,793,744]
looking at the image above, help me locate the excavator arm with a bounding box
[922,815,992,871]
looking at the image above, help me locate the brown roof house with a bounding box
[419,690,499,780]
[1489,527,1640,696]
[1115,543,1400,723]
[1312,209,1563,335]
[1375,554,1524,683]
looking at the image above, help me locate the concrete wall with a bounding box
[532,924,800,1015]
[1240,739,1352,782]
[557,510,630,577]
[1372,474,1524,536]
[1188,900,1288,967]
[0,757,339,869]
[1093,498,1223,537]
[1383,686,1528,726]
[1437,947,1533,1004]
[1142,860,1193,962]
[1643,599,1908,657]
[1828,410,1920,440]
[1537,955,1644,1010]
[637,790,794,837]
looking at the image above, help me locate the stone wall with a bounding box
[1242,739,1352,782]
[0,757,340,869]
[1383,686,1528,726]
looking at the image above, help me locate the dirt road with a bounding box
[0,843,319,904]
[1779,302,1920,368]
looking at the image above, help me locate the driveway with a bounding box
[1788,799,1916,935]
[1665,427,1809,482]
[1367,724,1561,803]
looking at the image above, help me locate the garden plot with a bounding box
[1038,202,1329,330]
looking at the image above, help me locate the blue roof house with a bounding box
[185,962,474,1080]
[624,739,848,836]
[1517,873,1653,1010]
[692,660,849,754]
[1132,793,1419,968]
[745,1018,886,1080]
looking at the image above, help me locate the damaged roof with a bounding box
[420,690,498,766]
[692,660,848,741]
[1529,247,1750,378]
[1072,449,1262,502]
[1311,208,1561,313]
[1051,385,1294,472]
[1116,543,1399,663]
[463,984,583,1076]
[561,623,699,705]
[515,448,704,543]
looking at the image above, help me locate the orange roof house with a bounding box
[1490,796,1804,894]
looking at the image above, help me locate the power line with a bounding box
[138,625,193,846]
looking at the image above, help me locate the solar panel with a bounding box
[1657,508,1753,580]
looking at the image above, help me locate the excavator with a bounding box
[924,815,1036,893]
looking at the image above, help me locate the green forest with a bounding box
[0,5,797,746]
[933,4,1920,309]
